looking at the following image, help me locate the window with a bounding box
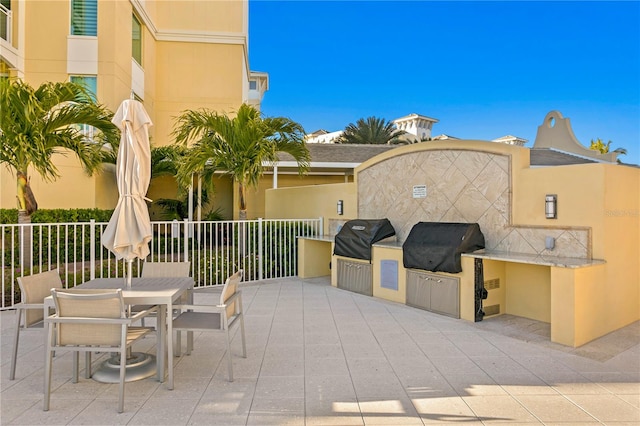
[70,0,97,36]
[1,0,10,42]
[70,75,98,142]
[132,14,142,65]
[249,80,257,90]
[70,75,97,101]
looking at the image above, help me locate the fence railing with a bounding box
[1,217,322,308]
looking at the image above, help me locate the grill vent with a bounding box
[485,278,500,290]
[484,304,500,316]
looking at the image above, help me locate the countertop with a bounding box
[297,235,334,243]
[462,250,606,268]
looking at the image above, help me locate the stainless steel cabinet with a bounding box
[406,270,460,318]
[336,258,372,296]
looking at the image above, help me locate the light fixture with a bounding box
[545,194,557,219]
[337,200,344,215]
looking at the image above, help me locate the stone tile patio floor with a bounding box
[1,276,638,425]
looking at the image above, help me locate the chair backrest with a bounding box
[17,269,63,326]
[141,262,191,278]
[51,289,125,347]
[220,270,243,319]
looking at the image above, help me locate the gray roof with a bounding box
[277,143,630,173]
[278,143,397,164]
[529,149,599,166]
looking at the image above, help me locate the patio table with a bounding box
[44,276,193,390]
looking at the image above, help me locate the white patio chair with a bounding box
[172,270,246,381]
[9,269,62,380]
[133,261,191,326]
[141,261,191,278]
[44,288,153,413]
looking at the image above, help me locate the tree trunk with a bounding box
[237,183,247,257]
[17,210,33,268]
[17,171,38,215]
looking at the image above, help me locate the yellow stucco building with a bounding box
[0,0,265,216]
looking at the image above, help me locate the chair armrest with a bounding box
[45,315,134,326]
[173,304,225,313]
[7,302,45,310]
[129,307,156,321]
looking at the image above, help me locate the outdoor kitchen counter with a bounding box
[372,240,403,249]
[462,250,606,268]
[297,236,334,278]
[460,250,608,347]
[299,235,335,243]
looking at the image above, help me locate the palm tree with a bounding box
[0,79,118,223]
[589,138,627,163]
[147,145,208,220]
[336,116,406,144]
[172,103,310,220]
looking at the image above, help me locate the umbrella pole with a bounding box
[127,260,133,290]
[93,257,156,383]
[127,260,133,318]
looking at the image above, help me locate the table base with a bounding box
[92,352,157,383]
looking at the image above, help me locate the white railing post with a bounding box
[183,218,189,262]
[258,218,263,281]
[90,219,96,280]
[319,216,324,236]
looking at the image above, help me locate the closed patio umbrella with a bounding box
[97,99,155,383]
[102,99,153,286]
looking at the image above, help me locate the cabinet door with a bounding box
[337,259,372,296]
[406,272,431,310]
[429,276,459,318]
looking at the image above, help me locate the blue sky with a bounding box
[249,1,640,165]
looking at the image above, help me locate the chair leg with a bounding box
[85,352,92,379]
[9,309,22,380]
[72,352,79,383]
[225,330,233,382]
[118,350,126,413]
[239,314,247,358]
[43,326,54,411]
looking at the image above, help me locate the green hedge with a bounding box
[1,209,116,267]
[0,208,114,224]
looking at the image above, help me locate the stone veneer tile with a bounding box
[358,180,377,208]
[554,231,588,258]
[473,160,509,204]
[453,185,492,223]
[496,229,538,254]
[441,206,467,223]
[567,229,589,249]
[477,206,510,251]
[437,165,469,205]
[454,151,492,182]
[418,151,454,183]
[492,154,510,174]
[517,227,562,254]
[422,190,453,221]
[493,189,510,219]
[443,149,461,163]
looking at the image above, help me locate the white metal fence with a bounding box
[1,217,322,308]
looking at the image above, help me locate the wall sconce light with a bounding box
[545,194,557,219]
[337,200,344,215]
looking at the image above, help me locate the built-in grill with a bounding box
[333,219,396,296]
[402,222,485,273]
[334,218,396,261]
